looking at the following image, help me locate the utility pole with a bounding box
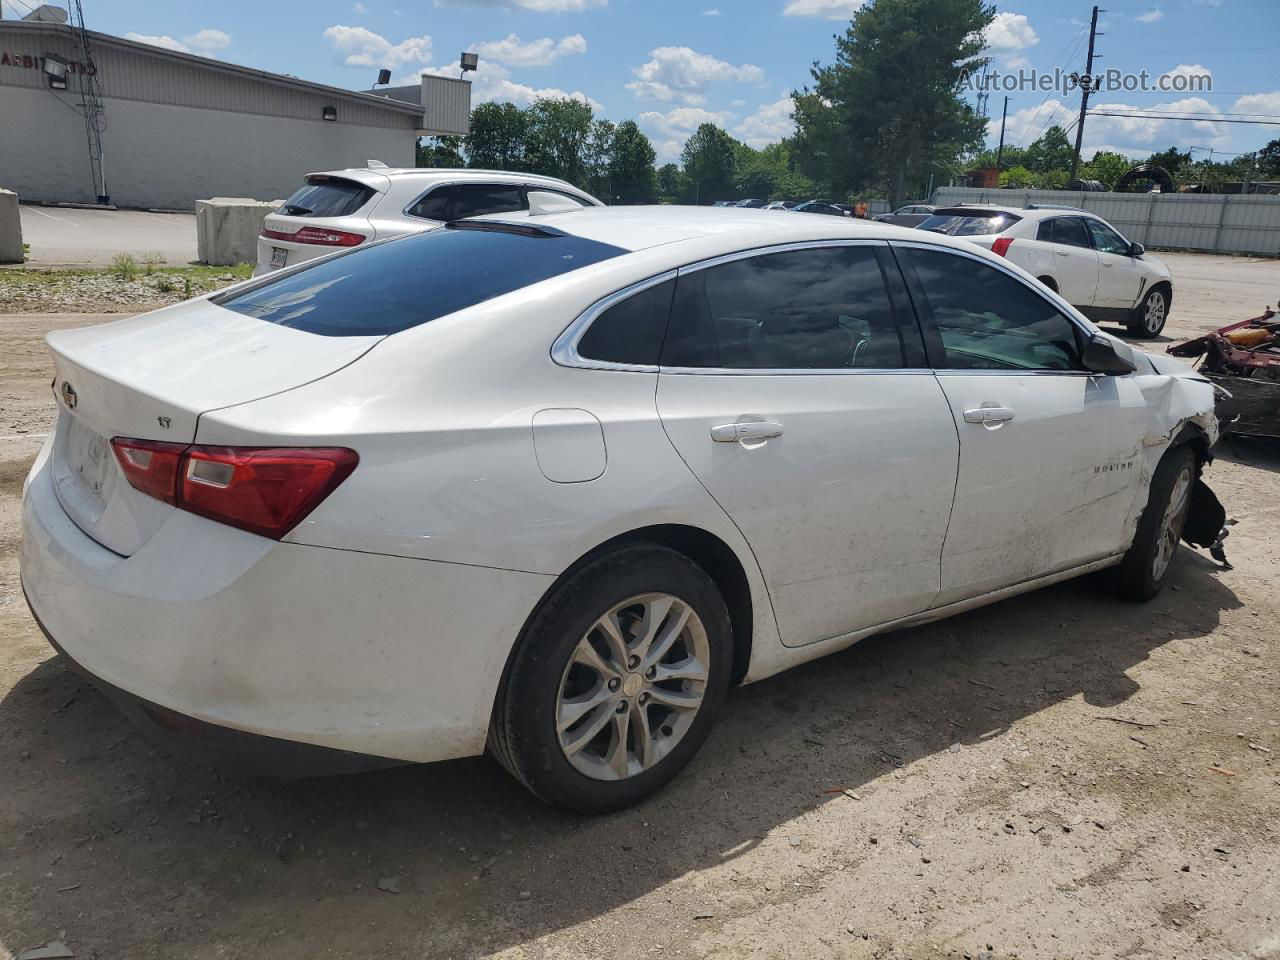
[996,96,1009,170]
[1068,5,1103,184]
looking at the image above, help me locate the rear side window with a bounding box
[279,178,375,218]
[407,183,526,221]
[216,225,625,337]
[1048,217,1091,248]
[919,210,1020,237]
[898,247,1083,371]
[576,279,675,366]
[661,245,908,370]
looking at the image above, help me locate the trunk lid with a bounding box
[46,299,380,556]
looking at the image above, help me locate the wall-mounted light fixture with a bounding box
[460,52,478,75]
[42,54,68,90]
[375,68,391,86]
[322,105,337,121]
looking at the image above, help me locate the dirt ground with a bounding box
[2,253,1279,960]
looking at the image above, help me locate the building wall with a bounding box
[0,84,414,209]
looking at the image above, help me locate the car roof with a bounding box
[472,205,984,256]
[304,166,598,195]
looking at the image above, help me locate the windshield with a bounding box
[918,211,1021,236]
[215,225,626,337]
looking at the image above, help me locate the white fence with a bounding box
[930,187,1280,257]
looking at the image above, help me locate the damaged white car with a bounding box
[21,208,1224,813]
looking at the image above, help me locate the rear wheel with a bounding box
[1111,446,1195,601]
[1127,285,1168,338]
[489,544,732,813]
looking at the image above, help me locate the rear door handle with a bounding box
[711,421,784,442]
[962,405,1015,425]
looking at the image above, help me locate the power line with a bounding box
[1013,27,1088,146]
[1089,111,1280,126]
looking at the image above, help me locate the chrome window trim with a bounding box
[550,270,678,373]
[674,237,889,276]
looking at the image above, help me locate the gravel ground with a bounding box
[0,266,252,313]
[0,253,1278,960]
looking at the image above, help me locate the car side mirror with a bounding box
[1083,333,1137,375]
[1129,241,1145,257]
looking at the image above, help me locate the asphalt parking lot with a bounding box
[17,206,199,268]
[1,252,1278,960]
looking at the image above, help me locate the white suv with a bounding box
[254,165,602,276]
[917,204,1174,338]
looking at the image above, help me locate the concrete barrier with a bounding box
[196,197,281,266]
[0,188,23,264]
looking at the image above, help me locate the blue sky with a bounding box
[9,0,1279,164]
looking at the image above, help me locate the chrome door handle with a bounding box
[1055,250,1069,256]
[711,421,784,442]
[962,405,1015,424]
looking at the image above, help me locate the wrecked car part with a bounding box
[1169,310,1280,439]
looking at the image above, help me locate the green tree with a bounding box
[1079,150,1131,188]
[998,165,1035,188]
[416,135,465,168]
[680,123,738,203]
[525,97,596,187]
[1254,138,1280,177]
[583,118,617,199]
[1146,146,1192,176]
[792,0,993,206]
[656,163,684,203]
[1023,125,1073,174]
[609,120,658,204]
[465,102,529,170]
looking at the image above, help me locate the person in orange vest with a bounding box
[855,201,869,219]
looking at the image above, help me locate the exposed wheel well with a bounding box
[560,525,754,684]
[1037,275,1058,293]
[1169,419,1212,467]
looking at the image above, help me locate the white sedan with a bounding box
[22,207,1219,812]
[917,204,1174,338]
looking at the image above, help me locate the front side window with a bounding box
[1085,218,1132,256]
[661,246,908,370]
[897,247,1084,371]
[407,183,526,221]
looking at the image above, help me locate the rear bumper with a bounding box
[20,450,554,766]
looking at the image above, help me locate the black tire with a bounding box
[1110,445,1195,601]
[1126,285,1169,339]
[488,544,733,813]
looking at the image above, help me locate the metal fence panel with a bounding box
[930,187,1280,256]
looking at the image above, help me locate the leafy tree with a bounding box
[609,120,658,204]
[998,165,1035,188]
[465,102,530,170]
[1035,168,1069,190]
[1023,125,1073,174]
[1079,150,1130,188]
[1255,138,1280,177]
[583,118,617,199]
[416,136,465,168]
[681,123,738,203]
[792,0,993,206]
[525,97,596,187]
[736,165,778,199]
[656,163,684,203]
[1146,146,1192,176]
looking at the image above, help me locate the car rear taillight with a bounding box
[991,236,1015,257]
[110,438,358,539]
[260,226,366,247]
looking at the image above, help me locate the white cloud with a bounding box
[984,12,1038,51]
[703,7,721,14]
[992,95,1230,158]
[353,1,369,12]
[733,96,795,147]
[435,0,607,10]
[324,25,432,69]
[782,0,866,19]
[425,60,602,110]
[639,105,734,161]
[125,28,231,56]
[627,46,764,106]
[472,33,587,67]
[184,29,231,54]
[125,33,191,53]
[1165,62,1212,89]
[1233,91,1280,116]
[1135,7,1163,22]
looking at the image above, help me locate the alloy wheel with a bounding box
[1144,291,1166,335]
[556,593,710,781]
[1152,464,1192,580]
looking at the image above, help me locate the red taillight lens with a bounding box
[260,226,365,247]
[111,439,358,539]
[110,438,187,506]
[991,236,1015,257]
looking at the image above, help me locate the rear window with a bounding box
[215,224,626,337]
[918,209,1021,237]
[278,177,376,218]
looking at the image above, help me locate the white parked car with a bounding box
[23,208,1220,812]
[254,164,602,276]
[917,204,1174,338]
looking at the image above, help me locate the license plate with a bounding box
[66,417,111,501]
[270,246,288,269]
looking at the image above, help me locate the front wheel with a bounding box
[488,544,732,813]
[1127,285,1169,338]
[1111,446,1195,601]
